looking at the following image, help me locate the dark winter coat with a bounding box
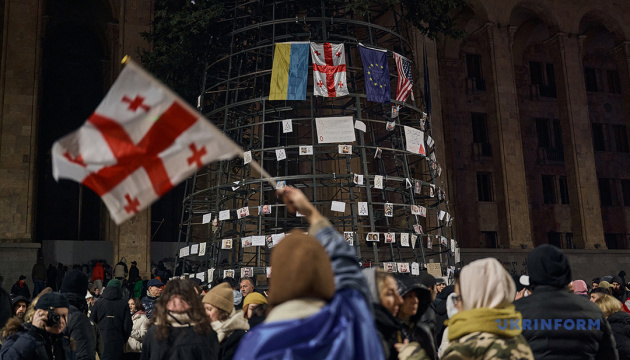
[514,285,618,360]
[396,275,436,360]
[140,325,219,360]
[9,283,30,300]
[128,266,139,283]
[218,330,245,360]
[433,285,454,348]
[0,287,12,330]
[90,286,132,360]
[141,293,158,320]
[0,323,75,360]
[374,303,406,360]
[62,292,96,360]
[608,311,630,360]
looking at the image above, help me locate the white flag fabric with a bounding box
[52,59,242,224]
[310,43,349,97]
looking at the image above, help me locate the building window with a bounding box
[542,175,556,204]
[530,61,556,98]
[481,231,498,248]
[536,118,551,148]
[622,179,630,206]
[466,54,485,91]
[584,67,598,92]
[477,172,493,202]
[592,123,606,151]
[471,112,491,156]
[607,70,621,94]
[536,118,564,161]
[559,176,569,204]
[613,125,629,153]
[565,233,575,249]
[548,231,562,248]
[598,178,614,206]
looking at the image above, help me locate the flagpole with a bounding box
[121,56,277,191]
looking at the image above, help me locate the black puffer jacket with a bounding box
[140,325,219,360]
[90,286,132,360]
[433,285,454,348]
[62,292,96,360]
[0,323,75,360]
[374,303,405,360]
[396,275,436,360]
[608,311,630,360]
[515,244,617,360]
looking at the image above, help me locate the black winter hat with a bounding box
[527,244,572,288]
[417,272,437,288]
[60,269,89,296]
[18,275,26,281]
[35,292,69,310]
[611,276,624,285]
[11,295,29,307]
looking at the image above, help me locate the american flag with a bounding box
[394,52,414,103]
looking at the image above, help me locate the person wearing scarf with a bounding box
[440,258,534,360]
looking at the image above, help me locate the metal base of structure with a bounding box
[175,0,455,284]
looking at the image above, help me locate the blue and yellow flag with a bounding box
[269,42,309,100]
[359,45,390,103]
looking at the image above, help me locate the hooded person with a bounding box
[60,269,97,360]
[573,280,589,299]
[232,187,384,360]
[611,276,628,303]
[394,275,436,360]
[514,244,618,360]
[202,282,249,360]
[433,258,534,360]
[90,278,133,360]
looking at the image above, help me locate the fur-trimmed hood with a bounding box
[1,316,23,340]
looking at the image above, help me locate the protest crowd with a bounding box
[0,187,628,360]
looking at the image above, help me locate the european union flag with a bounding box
[359,45,390,103]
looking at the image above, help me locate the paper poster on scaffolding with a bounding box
[316,116,356,144]
[404,126,426,155]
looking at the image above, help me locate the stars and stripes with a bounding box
[394,52,414,103]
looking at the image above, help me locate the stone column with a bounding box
[108,209,152,280]
[484,23,533,249]
[611,41,630,157]
[544,33,604,249]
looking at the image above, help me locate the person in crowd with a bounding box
[153,261,170,284]
[114,258,129,281]
[233,187,384,360]
[611,276,628,303]
[31,257,46,298]
[599,281,613,295]
[86,290,95,317]
[514,244,618,359]
[436,293,458,357]
[60,269,97,360]
[93,287,101,299]
[133,276,144,299]
[241,292,268,329]
[142,278,163,320]
[22,287,53,325]
[592,278,600,291]
[46,265,58,291]
[125,297,148,359]
[129,261,140,284]
[417,273,437,340]
[435,278,446,294]
[10,297,28,321]
[395,275,435,360]
[202,282,249,360]
[239,278,254,299]
[140,279,218,360]
[573,280,589,299]
[221,278,242,311]
[10,276,30,300]
[433,284,454,348]
[56,263,66,292]
[594,294,630,359]
[427,258,534,360]
[0,292,74,360]
[0,275,11,330]
[91,279,133,360]
[92,262,104,294]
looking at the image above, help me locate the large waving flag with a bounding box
[269,42,309,100]
[394,52,414,103]
[359,45,390,103]
[52,58,242,224]
[310,43,348,97]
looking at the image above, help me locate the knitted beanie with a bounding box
[60,269,89,295]
[268,230,335,306]
[243,292,268,309]
[203,282,234,313]
[36,292,69,310]
[107,279,122,289]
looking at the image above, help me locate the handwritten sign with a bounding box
[316,116,356,144]
[404,126,426,155]
[427,262,442,278]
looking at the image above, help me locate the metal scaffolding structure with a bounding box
[176,0,456,283]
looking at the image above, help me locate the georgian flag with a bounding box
[52,59,242,224]
[310,43,349,97]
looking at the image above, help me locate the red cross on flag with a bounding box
[310,43,348,98]
[52,59,242,224]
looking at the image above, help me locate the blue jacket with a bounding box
[141,293,158,320]
[233,221,384,360]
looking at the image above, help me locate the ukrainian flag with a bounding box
[269,42,309,100]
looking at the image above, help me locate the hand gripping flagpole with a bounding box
[121,56,278,191]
